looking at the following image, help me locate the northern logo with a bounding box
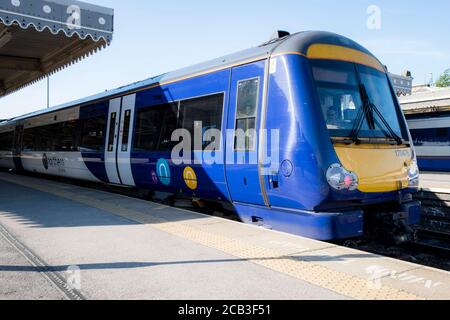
[156,158,171,186]
[42,154,65,169]
[42,153,49,170]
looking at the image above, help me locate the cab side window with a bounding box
[235,78,259,150]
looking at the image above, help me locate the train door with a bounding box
[225,61,268,206]
[12,125,24,171]
[104,94,136,186]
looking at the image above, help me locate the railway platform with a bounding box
[1,172,450,300]
[420,172,450,191]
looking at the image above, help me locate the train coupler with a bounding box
[371,211,418,245]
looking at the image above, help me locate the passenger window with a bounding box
[235,78,259,150]
[158,104,179,152]
[411,128,450,146]
[134,103,178,152]
[437,128,449,137]
[134,107,162,152]
[55,121,78,152]
[0,131,13,151]
[121,110,131,152]
[179,94,224,151]
[134,94,224,152]
[80,116,106,152]
[22,129,35,151]
[21,120,80,152]
[107,112,116,152]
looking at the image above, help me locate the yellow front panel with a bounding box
[334,144,412,193]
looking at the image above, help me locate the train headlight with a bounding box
[407,158,420,187]
[326,164,359,191]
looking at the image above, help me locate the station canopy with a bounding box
[400,87,450,115]
[0,0,113,97]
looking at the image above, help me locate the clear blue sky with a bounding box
[0,0,448,119]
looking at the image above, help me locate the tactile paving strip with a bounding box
[0,175,424,300]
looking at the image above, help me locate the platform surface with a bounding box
[1,172,450,300]
[420,172,450,191]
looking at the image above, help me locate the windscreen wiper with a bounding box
[348,105,364,144]
[359,84,403,145]
[369,102,403,145]
[349,84,373,144]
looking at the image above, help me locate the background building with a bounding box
[390,71,414,96]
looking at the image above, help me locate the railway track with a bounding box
[0,222,86,300]
[347,189,450,271]
[413,189,450,253]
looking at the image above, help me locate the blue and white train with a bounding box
[0,31,421,241]
[406,113,450,172]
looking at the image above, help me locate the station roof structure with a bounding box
[400,86,450,115]
[0,0,113,97]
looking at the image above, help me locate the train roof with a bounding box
[0,31,376,126]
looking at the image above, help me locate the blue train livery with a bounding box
[0,31,421,241]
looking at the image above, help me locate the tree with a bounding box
[436,69,450,87]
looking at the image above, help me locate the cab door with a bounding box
[104,94,136,186]
[225,61,267,206]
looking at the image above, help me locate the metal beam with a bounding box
[0,28,12,49]
[0,55,42,71]
[0,80,5,97]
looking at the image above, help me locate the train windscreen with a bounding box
[311,60,408,143]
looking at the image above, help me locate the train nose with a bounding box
[333,145,414,193]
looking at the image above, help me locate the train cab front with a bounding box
[308,43,421,244]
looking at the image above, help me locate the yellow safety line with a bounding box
[0,175,425,300]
